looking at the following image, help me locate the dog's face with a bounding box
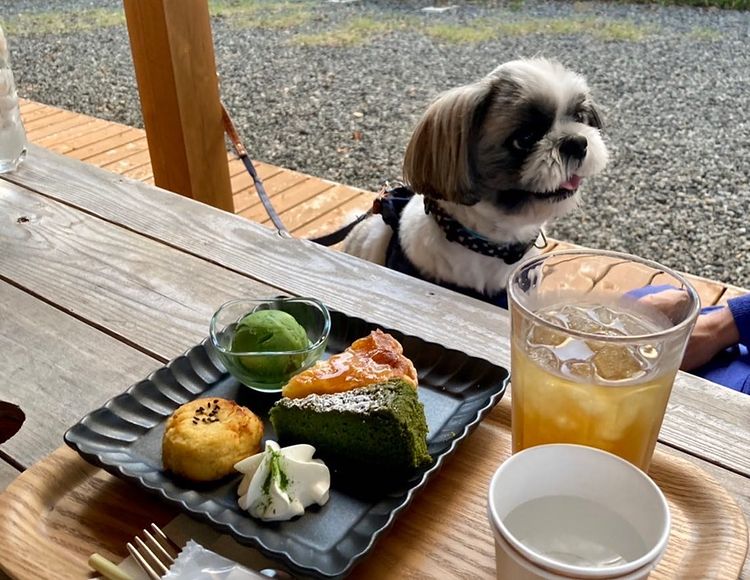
[403,59,608,220]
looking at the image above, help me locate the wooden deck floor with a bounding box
[19,99,376,240]
[19,99,745,308]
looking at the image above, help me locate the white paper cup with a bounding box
[487,444,670,580]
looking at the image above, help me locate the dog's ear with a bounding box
[588,99,604,130]
[403,81,493,205]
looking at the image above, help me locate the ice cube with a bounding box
[528,324,566,347]
[559,304,621,335]
[554,338,594,363]
[528,346,560,371]
[593,385,653,442]
[562,360,595,380]
[605,305,665,336]
[592,305,615,325]
[592,345,645,381]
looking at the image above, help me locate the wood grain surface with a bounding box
[65,129,145,161]
[21,110,71,132]
[243,178,336,222]
[0,281,161,467]
[0,463,20,494]
[26,115,96,141]
[3,147,748,479]
[0,180,281,363]
[0,447,175,578]
[47,125,135,157]
[0,407,746,580]
[33,118,109,149]
[294,192,376,237]
[262,184,364,232]
[720,285,748,305]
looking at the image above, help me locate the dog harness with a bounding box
[377,186,539,309]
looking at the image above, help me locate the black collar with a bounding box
[423,197,540,265]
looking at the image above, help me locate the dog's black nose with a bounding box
[560,136,588,160]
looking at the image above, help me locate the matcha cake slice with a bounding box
[270,379,431,474]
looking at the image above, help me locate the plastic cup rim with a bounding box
[487,444,671,578]
[507,249,700,344]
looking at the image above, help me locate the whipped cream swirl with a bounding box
[235,440,330,521]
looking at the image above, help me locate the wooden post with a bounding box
[122,0,234,212]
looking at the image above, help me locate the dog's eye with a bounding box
[512,130,538,151]
[573,110,586,124]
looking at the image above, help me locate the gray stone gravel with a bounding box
[4,0,750,287]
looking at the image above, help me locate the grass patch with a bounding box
[210,1,313,30]
[628,0,749,8]
[293,16,410,47]
[210,0,283,16]
[593,20,651,40]
[1,8,125,36]
[424,17,654,44]
[425,20,498,43]
[470,0,749,7]
[233,10,312,29]
[497,19,576,35]
[689,26,722,40]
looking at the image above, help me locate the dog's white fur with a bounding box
[344,59,608,295]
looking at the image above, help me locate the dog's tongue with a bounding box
[560,175,582,190]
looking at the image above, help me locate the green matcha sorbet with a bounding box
[231,309,309,379]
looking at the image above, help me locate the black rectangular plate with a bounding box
[65,310,508,578]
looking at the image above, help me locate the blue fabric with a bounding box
[696,344,750,395]
[379,188,509,309]
[626,284,678,300]
[728,294,750,347]
[627,285,750,394]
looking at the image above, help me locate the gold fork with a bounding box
[126,523,179,580]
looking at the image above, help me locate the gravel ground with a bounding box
[4,0,750,287]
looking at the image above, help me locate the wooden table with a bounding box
[0,145,748,578]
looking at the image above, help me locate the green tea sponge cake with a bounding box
[270,379,431,473]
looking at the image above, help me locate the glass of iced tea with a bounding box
[508,250,699,471]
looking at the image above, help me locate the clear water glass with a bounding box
[0,24,27,174]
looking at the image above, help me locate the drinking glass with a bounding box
[508,250,699,471]
[0,24,27,174]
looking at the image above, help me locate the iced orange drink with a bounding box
[508,251,699,472]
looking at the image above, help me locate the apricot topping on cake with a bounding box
[281,330,417,399]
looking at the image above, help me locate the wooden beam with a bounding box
[122,0,233,212]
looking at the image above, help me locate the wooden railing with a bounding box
[122,0,234,212]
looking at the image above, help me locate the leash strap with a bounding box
[308,185,392,246]
[222,102,375,245]
[309,183,403,246]
[221,104,289,235]
[308,211,372,246]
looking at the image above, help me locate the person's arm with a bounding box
[681,298,742,371]
[632,286,747,371]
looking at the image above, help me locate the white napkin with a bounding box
[117,514,300,579]
[162,540,265,580]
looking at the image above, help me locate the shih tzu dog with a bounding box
[343,58,608,307]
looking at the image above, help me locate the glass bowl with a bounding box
[209,297,330,392]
